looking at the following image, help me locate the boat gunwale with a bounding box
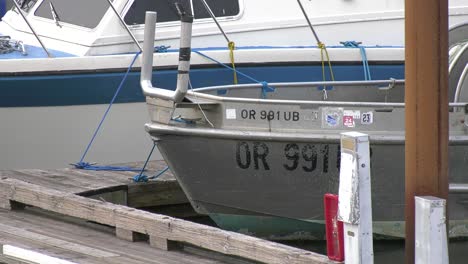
[144,122,468,145]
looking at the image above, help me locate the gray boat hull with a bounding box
[151,129,468,238]
[137,16,468,239]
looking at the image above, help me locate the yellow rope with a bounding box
[228,41,238,84]
[318,41,335,82]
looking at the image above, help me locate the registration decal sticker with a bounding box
[343,116,354,128]
[322,108,343,128]
[361,111,374,124]
[343,110,360,128]
[226,109,237,120]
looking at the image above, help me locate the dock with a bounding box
[0,161,334,264]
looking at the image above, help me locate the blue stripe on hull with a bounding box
[0,64,404,107]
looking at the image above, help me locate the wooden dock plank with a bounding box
[0,208,230,264]
[59,168,133,186]
[0,233,93,264]
[107,160,175,182]
[53,168,129,189]
[0,161,174,197]
[0,177,334,264]
[113,160,172,173]
[0,235,164,264]
[0,169,87,193]
[15,169,94,189]
[0,168,127,194]
[0,223,119,258]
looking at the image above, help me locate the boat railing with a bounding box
[187,83,468,109]
[141,11,193,103]
[192,79,405,93]
[140,11,468,111]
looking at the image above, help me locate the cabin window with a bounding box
[34,0,110,29]
[124,0,240,25]
[124,0,191,25]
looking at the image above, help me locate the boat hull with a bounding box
[153,132,468,239]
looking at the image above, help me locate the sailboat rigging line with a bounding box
[296,0,335,89]
[198,0,238,84]
[199,0,230,43]
[11,0,52,58]
[105,0,143,52]
[296,0,321,45]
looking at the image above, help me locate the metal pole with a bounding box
[296,0,321,44]
[11,0,52,58]
[405,0,449,263]
[140,11,192,103]
[105,0,142,52]
[199,0,230,43]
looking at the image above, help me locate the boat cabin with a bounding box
[0,0,467,56]
[0,0,243,56]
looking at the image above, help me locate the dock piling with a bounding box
[405,0,449,262]
[338,132,374,264]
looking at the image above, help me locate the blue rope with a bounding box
[149,166,170,181]
[73,162,141,171]
[133,142,170,182]
[260,81,275,98]
[134,166,170,182]
[73,51,142,171]
[171,117,195,124]
[132,142,170,182]
[133,142,157,182]
[155,45,171,53]
[193,49,275,98]
[342,41,372,80]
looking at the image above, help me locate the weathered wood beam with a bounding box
[0,178,335,264]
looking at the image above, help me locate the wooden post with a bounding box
[338,132,374,264]
[405,0,449,263]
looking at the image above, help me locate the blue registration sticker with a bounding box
[322,108,343,128]
[327,114,338,126]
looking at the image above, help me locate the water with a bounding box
[0,102,162,169]
[153,206,468,263]
[286,239,468,263]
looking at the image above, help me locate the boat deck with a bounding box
[0,161,334,264]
